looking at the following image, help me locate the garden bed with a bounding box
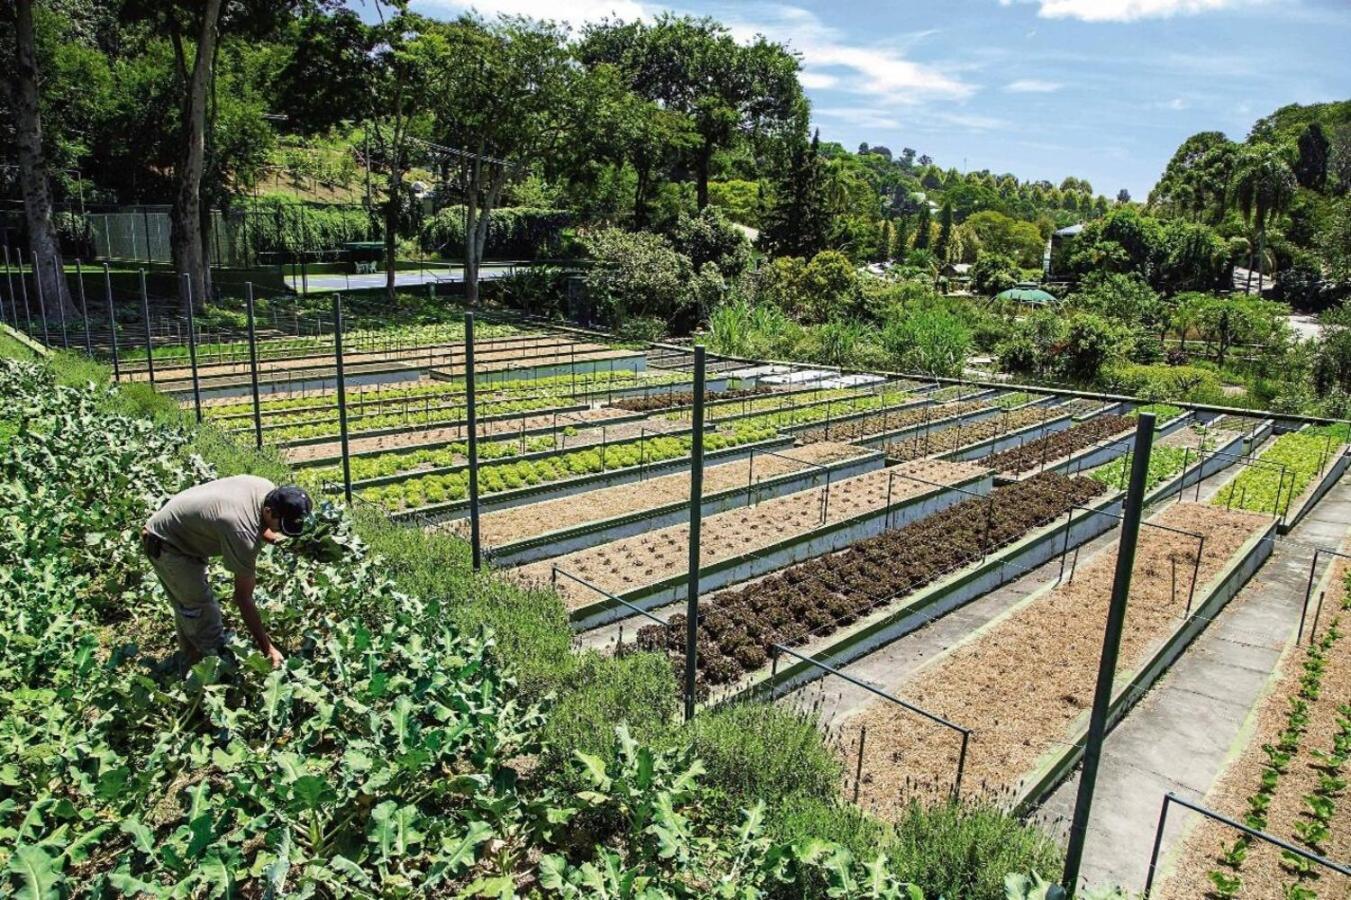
[386,429,792,524]
[836,502,1272,816]
[886,407,1072,463]
[632,472,1111,698]
[1211,424,1351,532]
[462,442,879,567]
[1155,548,1351,900]
[794,400,993,447]
[516,459,992,629]
[609,385,773,413]
[141,331,579,384]
[285,404,642,466]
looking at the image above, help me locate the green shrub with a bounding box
[1100,361,1227,404]
[888,800,1064,900]
[541,651,679,784]
[422,205,571,259]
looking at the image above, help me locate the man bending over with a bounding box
[142,475,311,669]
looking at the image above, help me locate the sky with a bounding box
[392,0,1351,200]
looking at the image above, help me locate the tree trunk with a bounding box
[10,0,75,322]
[170,0,223,315]
[1254,228,1266,298]
[696,138,713,210]
[383,176,399,303]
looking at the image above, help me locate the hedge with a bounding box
[421,205,571,260]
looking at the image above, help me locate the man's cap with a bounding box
[266,486,313,537]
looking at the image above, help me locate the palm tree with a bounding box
[1232,147,1295,295]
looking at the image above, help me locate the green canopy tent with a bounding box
[994,285,1059,306]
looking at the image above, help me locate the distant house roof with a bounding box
[1054,223,1085,237]
[942,263,972,276]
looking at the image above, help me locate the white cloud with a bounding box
[412,0,646,25]
[1155,96,1188,109]
[723,6,973,102]
[800,70,840,90]
[1005,78,1063,92]
[1027,0,1251,22]
[813,106,902,130]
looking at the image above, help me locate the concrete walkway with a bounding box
[1033,473,1351,894]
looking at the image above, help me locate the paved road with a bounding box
[1033,472,1351,894]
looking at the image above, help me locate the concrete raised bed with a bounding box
[389,433,797,525]
[996,412,1193,484]
[485,447,886,567]
[938,413,1077,463]
[1011,518,1277,815]
[568,468,995,631]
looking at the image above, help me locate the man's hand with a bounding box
[232,572,284,669]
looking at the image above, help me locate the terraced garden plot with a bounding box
[447,442,868,549]
[266,393,585,444]
[659,387,866,423]
[126,321,516,368]
[139,329,558,382]
[794,400,990,445]
[884,406,1064,462]
[633,472,1106,690]
[992,391,1049,409]
[610,386,772,413]
[1059,398,1115,418]
[1213,424,1350,518]
[984,414,1134,476]
[201,369,678,418]
[726,390,920,433]
[285,404,639,465]
[1157,559,1351,900]
[1089,422,1241,495]
[515,458,988,613]
[353,421,779,512]
[838,502,1269,815]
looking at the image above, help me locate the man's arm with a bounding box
[232,573,285,668]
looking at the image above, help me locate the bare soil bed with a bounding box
[1158,555,1351,900]
[635,472,1107,690]
[794,400,990,445]
[839,502,1269,816]
[284,405,640,464]
[449,441,867,549]
[884,406,1064,462]
[514,458,988,611]
[985,414,1133,475]
[610,386,772,413]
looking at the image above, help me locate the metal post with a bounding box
[684,346,707,723]
[954,730,970,799]
[103,264,120,381]
[1298,549,1321,644]
[33,251,50,346]
[852,725,867,805]
[74,259,91,355]
[183,274,202,422]
[334,294,353,504]
[1141,795,1171,898]
[2,245,15,327]
[245,284,263,449]
[139,269,155,385]
[51,256,68,348]
[466,312,482,571]
[17,248,33,334]
[1310,590,1328,642]
[1063,413,1155,893]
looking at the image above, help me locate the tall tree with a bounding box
[759,129,829,259]
[1294,122,1330,191]
[913,204,932,250]
[430,16,574,305]
[1233,147,1296,294]
[7,0,75,320]
[934,201,954,261]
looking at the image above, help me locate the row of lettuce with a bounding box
[0,340,1072,898]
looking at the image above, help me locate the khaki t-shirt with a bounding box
[147,475,275,577]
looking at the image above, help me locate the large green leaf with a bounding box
[6,845,61,900]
